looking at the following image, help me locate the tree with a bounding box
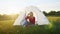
[48,10,56,16]
[43,11,48,16]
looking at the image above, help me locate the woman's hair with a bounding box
[29,12,33,16]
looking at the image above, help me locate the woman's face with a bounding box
[29,12,33,17]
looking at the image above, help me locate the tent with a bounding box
[13,6,50,26]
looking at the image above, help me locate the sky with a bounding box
[0,0,60,15]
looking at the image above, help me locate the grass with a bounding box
[47,16,60,22]
[0,16,60,34]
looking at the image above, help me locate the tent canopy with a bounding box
[13,6,50,25]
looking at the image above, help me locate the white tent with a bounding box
[13,6,50,26]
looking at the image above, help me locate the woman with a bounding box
[25,12,35,27]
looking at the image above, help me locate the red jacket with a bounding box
[25,16,35,24]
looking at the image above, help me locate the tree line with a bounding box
[0,14,19,20]
[43,11,60,16]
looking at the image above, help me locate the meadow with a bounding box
[0,16,60,34]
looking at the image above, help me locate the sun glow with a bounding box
[0,11,20,15]
[0,9,20,15]
[6,11,19,15]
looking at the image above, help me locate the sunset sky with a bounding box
[0,0,60,15]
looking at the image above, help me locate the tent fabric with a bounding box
[13,6,50,26]
[13,11,26,25]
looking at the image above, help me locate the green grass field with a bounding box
[0,16,60,34]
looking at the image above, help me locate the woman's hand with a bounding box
[27,19,30,22]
